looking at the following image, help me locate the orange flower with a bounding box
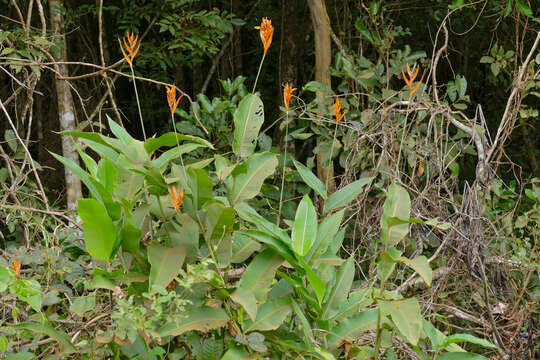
[12,258,20,279]
[120,32,140,66]
[283,83,296,113]
[166,86,183,117]
[168,185,184,213]
[255,18,274,56]
[402,63,424,95]
[334,97,346,124]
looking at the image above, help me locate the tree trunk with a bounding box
[307,0,335,193]
[49,0,82,209]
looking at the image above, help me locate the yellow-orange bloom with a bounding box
[402,63,424,95]
[255,18,274,56]
[12,258,20,279]
[334,97,346,124]
[120,32,140,66]
[168,185,184,213]
[283,83,296,113]
[166,86,183,117]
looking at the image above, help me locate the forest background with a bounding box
[0,0,538,359]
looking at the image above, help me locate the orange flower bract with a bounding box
[168,185,184,213]
[334,97,346,124]
[120,32,140,66]
[12,258,20,279]
[283,83,296,113]
[166,86,183,117]
[402,62,424,95]
[255,17,274,56]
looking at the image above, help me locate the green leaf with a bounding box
[236,230,299,271]
[11,279,41,312]
[11,322,76,353]
[299,258,326,305]
[235,203,291,245]
[293,160,327,200]
[327,309,379,350]
[355,22,374,44]
[377,248,402,283]
[245,298,292,332]
[379,298,422,345]
[515,0,533,17]
[436,354,488,360]
[322,257,354,320]
[230,287,258,321]
[455,75,467,99]
[292,195,318,256]
[70,293,96,316]
[292,300,313,349]
[169,214,199,263]
[323,177,373,213]
[77,199,117,261]
[231,232,261,263]
[306,210,344,262]
[148,243,186,293]
[221,347,250,360]
[302,81,335,95]
[440,333,497,350]
[232,94,265,158]
[380,183,411,248]
[237,248,283,303]
[157,307,228,337]
[479,56,493,63]
[144,132,213,153]
[108,116,133,144]
[51,152,101,201]
[398,256,432,286]
[204,202,235,267]
[504,0,513,17]
[0,266,14,292]
[230,152,278,205]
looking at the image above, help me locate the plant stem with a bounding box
[171,113,187,179]
[130,64,146,140]
[277,113,289,225]
[252,53,266,93]
[325,121,339,193]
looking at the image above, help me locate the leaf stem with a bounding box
[130,64,146,140]
[325,121,339,193]
[252,53,266,93]
[277,112,289,225]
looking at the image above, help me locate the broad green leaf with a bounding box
[235,202,291,245]
[306,210,344,262]
[69,293,96,316]
[380,183,411,248]
[292,300,313,349]
[232,232,261,263]
[144,132,213,153]
[221,347,250,360]
[97,158,118,192]
[323,177,373,213]
[377,248,402,283]
[515,0,533,18]
[152,143,206,169]
[77,198,117,261]
[245,298,292,332]
[187,167,213,211]
[292,195,318,256]
[379,298,422,345]
[230,287,258,321]
[230,152,278,205]
[0,266,14,292]
[322,257,354,320]
[302,81,335,95]
[299,258,326,305]
[237,248,283,303]
[399,256,432,286]
[204,202,235,267]
[157,307,228,337]
[108,116,133,144]
[148,243,186,293]
[52,153,100,201]
[169,214,199,263]
[119,220,141,256]
[327,309,379,350]
[236,230,299,271]
[10,279,41,312]
[293,160,327,200]
[440,333,497,350]
[437,354,488,360]
[11,322,76,353]
[215,154,236,181]
[232,94,265,158]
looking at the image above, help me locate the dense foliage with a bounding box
[0,0,538,359]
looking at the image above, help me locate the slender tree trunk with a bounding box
[49,0,82,209]
[307,0,335,193]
